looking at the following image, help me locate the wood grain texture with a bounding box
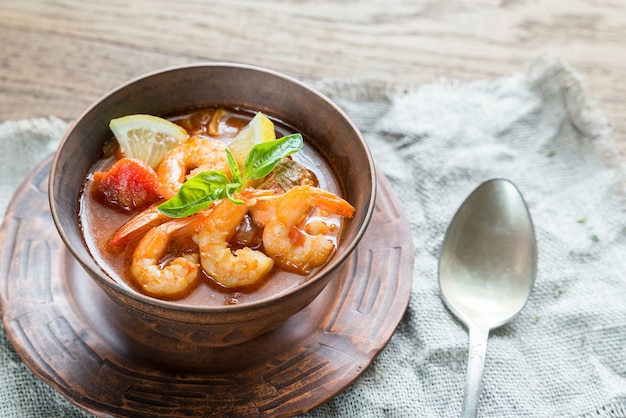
[0,158,413,417]
[0,0,624,156]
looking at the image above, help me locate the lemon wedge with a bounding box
[109,114,189,169]
[227,112,276,168]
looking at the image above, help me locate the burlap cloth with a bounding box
[1,54,625,417]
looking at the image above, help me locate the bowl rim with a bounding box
[49,61,377,314]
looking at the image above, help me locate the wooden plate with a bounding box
[0,157,414,417]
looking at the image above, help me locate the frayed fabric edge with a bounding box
[525,51,611,141]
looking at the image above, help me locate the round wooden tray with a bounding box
[0,157,414,417]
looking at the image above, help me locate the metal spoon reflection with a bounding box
[439,179,537,417]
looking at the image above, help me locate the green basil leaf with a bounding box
[225,182,244,204]
[157,132,304,218]
[243,134,303,181]
[158,171,231,218]
[226,148,241,184]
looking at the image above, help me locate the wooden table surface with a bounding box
[1,0,624,158]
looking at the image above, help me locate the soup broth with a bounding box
[79,106,347,306]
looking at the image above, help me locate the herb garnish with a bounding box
[158,133,303,218]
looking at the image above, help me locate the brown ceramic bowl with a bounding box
[49,63,376,348]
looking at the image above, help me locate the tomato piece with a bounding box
[93,158,161,212]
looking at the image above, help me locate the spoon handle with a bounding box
[460,326,490,418]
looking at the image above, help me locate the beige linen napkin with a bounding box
[1,54,625,417]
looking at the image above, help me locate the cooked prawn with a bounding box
[198,191,275,288]
[109,204,169,249]
[261,185,355,275]
[131,215,206,298]
[157,136,229,199]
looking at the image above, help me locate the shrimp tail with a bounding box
[109,204,168,249]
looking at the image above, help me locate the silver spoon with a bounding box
[439,178,537,417]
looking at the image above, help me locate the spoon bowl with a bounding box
[439,178,537,417]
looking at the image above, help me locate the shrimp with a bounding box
[131,215,206,298]
[261,185,355,275]
[157,136,229,199]
[248,191,280,227]
[109,204,169,249]
[198,191,275,288]
[109,202,217,250]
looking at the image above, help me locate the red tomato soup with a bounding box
[79,107,352,306]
